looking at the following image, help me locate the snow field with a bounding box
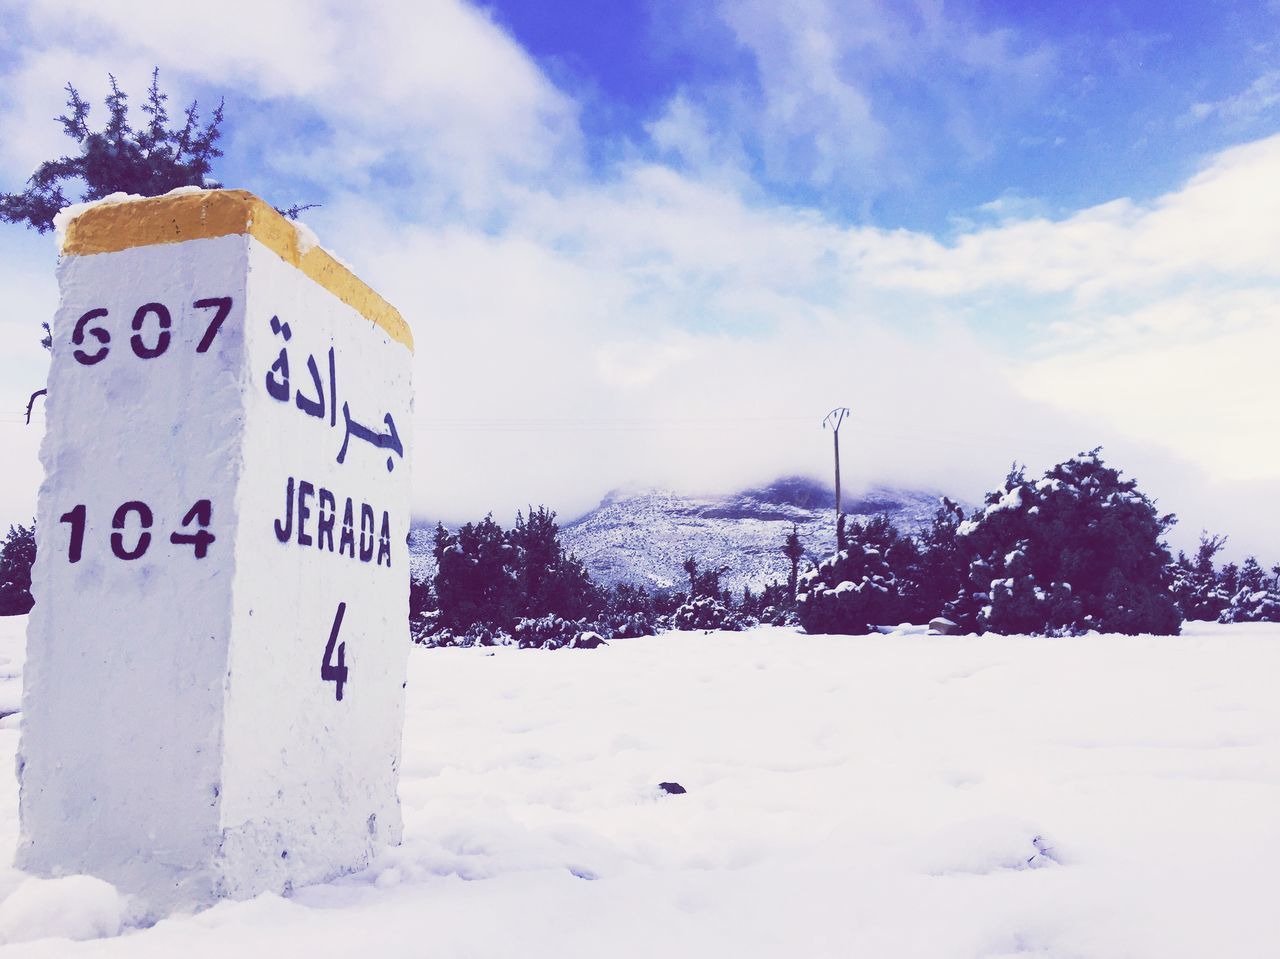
[0,616,1278,956]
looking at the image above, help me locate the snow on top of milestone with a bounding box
[53,191,149,251]
[54,186,323,260]
[292,219,321,256]
[51,186,411,349]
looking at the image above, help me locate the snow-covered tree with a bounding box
[945,450,1181,635]
[511,507,597,621]
[902,497,967,623]
[672,594,739,631]
[794,507,975,633]
[682,557,730,603]
[783,524,805,603]
[1169,533,1231,621]
[1219,556,1280,623]
[0,523,35,616]
[430,508,598,635]
[432,516,516,631]
[795,514,902,634]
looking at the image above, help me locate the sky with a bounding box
[0,0,1278,559]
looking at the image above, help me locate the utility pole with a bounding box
[822,407,850,517]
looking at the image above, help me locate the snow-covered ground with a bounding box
[0,614,1277,957]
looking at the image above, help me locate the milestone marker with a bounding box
[18,190,414,910]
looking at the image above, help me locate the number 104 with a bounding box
[58,499,216,562]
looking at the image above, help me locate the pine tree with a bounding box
[1219,556,1280,623]
[795,514,899,634]
[0,523,36,616]
[946,449,1181,635]
[907,497,967,624]
[783,524,805,603]
[682,557,729,602]
[510,506,597,621]
[756,581,794,624]
[1170,533,1230,621]
[3,70,313,353]
[673,556,736,630]
[1219,562,1240,598]
[432,515,516,631]
[682,557,698,597]
[0,70,224,235]
[428,507,601,639]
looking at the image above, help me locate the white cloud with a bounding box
[2,0,582,208]
[304,174,1057,523]
[1020,314,1279,481]
[1188,69,1280,126]
[856,135,1280,300]
[651,0,1056,195]
[312,127,1280,557]
[645,92,751,189]
[718,0,886,187]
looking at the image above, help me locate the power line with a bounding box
[0,410,1094,459]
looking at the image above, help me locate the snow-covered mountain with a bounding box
[409,477,947,594]
[559,478,944,593]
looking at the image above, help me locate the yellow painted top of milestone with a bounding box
[61,189,413,351]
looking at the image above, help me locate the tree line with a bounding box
[3,452,1277,635]
[401,448,1280,647]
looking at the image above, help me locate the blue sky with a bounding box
[92,0,1277,237]
[1,0,1278,556]
[190,0,1280,233]
[479,0,1280,229]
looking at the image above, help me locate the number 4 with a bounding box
[170,499,216,558]
[322,602,349,702]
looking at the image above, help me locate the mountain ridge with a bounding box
[409,476,950,594]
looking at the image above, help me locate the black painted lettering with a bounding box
[377,511,392,568]
[60,504,86,563]
[170,499,216,558]
[72,308,110,365]
[318,488,336,552]
[359,504,375,562]
[297,481,315,547]
[339,499,356,558]
[130,302,172,359]
[194,297,233,353]
[321,602,348,701]
[110,501,153,561]
[274,477,295,542]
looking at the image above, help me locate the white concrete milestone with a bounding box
[18,190,414,912]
